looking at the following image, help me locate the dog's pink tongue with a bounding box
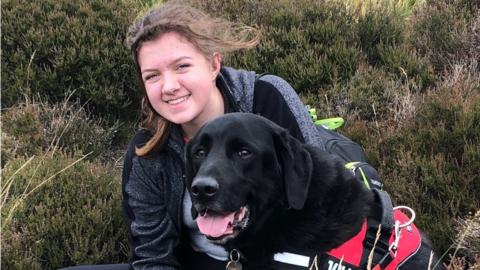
[196,212,235,238]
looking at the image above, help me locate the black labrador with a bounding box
[185,113,444,270]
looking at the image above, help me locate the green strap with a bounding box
[307,106,344,130]
[344,162,359,170]
[345,162,371,189]
[315,117,344,130]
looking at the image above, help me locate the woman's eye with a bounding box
[237,149,252,159]
[177,64,190,70]
[194,149,206,158]
[144,74,159,82]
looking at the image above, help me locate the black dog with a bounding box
[186,113,444,270]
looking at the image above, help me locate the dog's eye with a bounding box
[237,149,252,159]
[194,149,207,158]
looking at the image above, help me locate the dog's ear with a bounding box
[272,127,313,210]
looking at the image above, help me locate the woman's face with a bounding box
[137,31,222,129]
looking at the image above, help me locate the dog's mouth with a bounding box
[196,205,250,244]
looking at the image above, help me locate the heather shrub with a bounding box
[1,0,140,118]
[310,64,423,129]
[374,66,480,253]
[1,152,128,269]
[335,67,400,121]
[376,44,435,89]
[357,8,404,65]
[1,95,119,166]
[410,0,480,73]
[447,256,480,270]
[188,0,434,95]
[190,0,362,94]
[357,8,435,89]
[1,95,127,268]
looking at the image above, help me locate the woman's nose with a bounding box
[162,73,180,94]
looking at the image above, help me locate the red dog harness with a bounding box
[271,191,422,270]
[326,209,422,270]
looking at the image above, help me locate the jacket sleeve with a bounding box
[253,75,324,149]
[124,156,181,270]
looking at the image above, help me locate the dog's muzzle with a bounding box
[195,205,250,244]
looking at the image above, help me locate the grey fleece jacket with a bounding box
[122,66,323,270]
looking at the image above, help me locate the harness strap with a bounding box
[373,189,394,231]
[361,189,395,268]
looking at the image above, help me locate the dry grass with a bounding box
[452,211,480,262]
[0,152,92,230]
[328,0,426,17]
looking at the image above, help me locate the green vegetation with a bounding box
[1,0,478,269]
[1,95,120,166]
[1,97,128,269]
[1,0,140,119]
[2,152,127,269]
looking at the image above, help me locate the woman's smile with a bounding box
[165,94,191,106]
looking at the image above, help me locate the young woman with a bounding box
[121,2,324,270]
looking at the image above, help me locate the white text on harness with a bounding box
[327,260,353,270]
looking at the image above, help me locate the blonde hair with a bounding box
[126,2,261,156]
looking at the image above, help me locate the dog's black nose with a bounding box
[191,177,219,198]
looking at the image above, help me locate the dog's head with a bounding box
[185,113,313,244]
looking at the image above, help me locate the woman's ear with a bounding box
[210,52,222,80]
